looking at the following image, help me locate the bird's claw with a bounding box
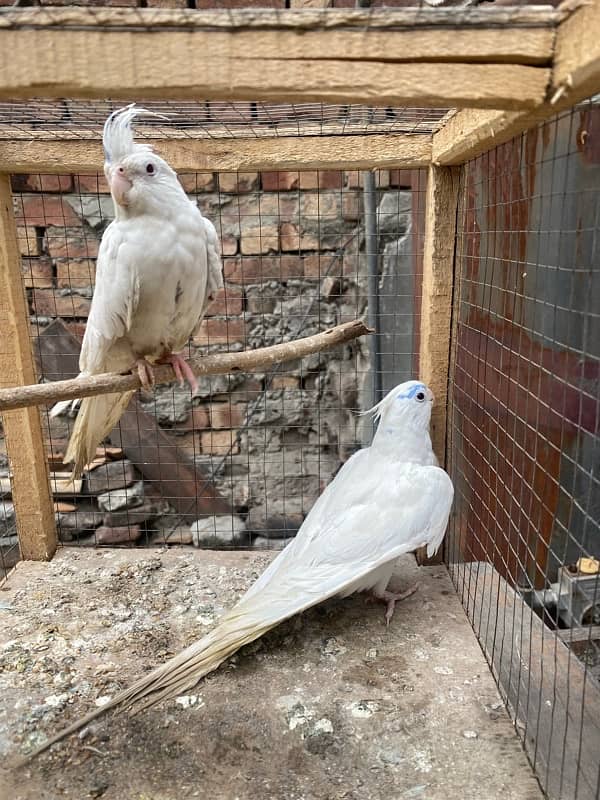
[135,359,156,391]
[372,582,420,626]
[162,353,199,396]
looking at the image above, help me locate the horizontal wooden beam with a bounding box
[0,9,553,110]
[0,133,432,173]
[432,2,600,165]
[0,6,564,32]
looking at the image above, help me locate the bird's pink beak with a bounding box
[110,166,132,207]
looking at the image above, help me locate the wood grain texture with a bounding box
[0,174,56,561]
[433,2,600,166]
[0,134,433,174]
[0,320,371,412]
[0,29,550,110]
[0,7,564,31]
[416,166,460,567]
[554,0,600,97]
[420,165,460,468]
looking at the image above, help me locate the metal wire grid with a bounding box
[0,167,425,578]
[445,103,600,800]
[0,100,454,140]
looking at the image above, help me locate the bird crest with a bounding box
[102,104,166,165]
[363,380,428,424]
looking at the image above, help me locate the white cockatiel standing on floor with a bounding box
[51,105,223,476]
[24,379,454,761]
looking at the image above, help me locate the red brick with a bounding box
[12,174,73,193]
[31,289,90,319]
[208,403,246,430]
[290,0,331,6]
[193,318,246,346]
[16,226,40,257]
[221,234,238,256]
[389,169,416,189]
[261,171,300,192]
[240,219,279,255]
[75,174,110,194]
[342,192,362,221]
[146,0,187,6]
[205,286,243,316]
[196,0,283,8]
[280,222,319,252]
[22,257,53,289]
[178,173,215,193]
[56,260,96,288]
[223,256,304,284]
[46,227,100,259]
[218,173,260,193]
[200,429,240,455]
[17,196,80,226]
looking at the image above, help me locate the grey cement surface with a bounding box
[0,548,543,800]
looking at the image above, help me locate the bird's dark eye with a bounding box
[146,163,155,174]
[416,391,426,402]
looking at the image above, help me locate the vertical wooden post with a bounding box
[417,164,461,565]
[0,173,57,561]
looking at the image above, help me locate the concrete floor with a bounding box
[0,548,543,800]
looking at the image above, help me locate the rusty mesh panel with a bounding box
[446,101,600,800]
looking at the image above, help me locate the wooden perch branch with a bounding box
[0,320,371,413]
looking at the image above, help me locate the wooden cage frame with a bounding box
[0,2,599,564]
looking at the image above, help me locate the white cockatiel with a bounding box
[52,105,223,475]
[24,380,453,761]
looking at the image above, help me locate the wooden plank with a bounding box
[459,563,600,800]
[0,174,56,561]
[0,7,563,30]
[0,10,553,109]
[0,52,550,110]
[0,19,555,67]
[0,134,433,174]
[419,165,460,467]
[416,165,460,567]
[35,321,232,520]
[433,2,600,166]
[554,0,600,102]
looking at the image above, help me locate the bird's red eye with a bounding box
[146,163,155,174]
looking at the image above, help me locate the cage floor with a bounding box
[1,549,541,800]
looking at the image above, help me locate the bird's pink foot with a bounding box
[163,353,199,395]
[135,359,156,391]
[372,582,419,626]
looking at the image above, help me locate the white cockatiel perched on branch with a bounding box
[24,380,453,761]
[51,105,223,475]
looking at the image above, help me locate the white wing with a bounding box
[79,223,139,375]
[239,450,453,623]
[201,217,224,307]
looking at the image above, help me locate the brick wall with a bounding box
[4,168,416,546]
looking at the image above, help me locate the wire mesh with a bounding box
[0,166,425,579]
[445,100,600,800]
[0,100,453,140]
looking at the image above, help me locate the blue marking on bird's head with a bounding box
[396,383,426,400]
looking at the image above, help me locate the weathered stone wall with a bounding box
[2,169,415,548]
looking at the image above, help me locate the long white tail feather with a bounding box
[17,605,278,764]
[64,391,134,476]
